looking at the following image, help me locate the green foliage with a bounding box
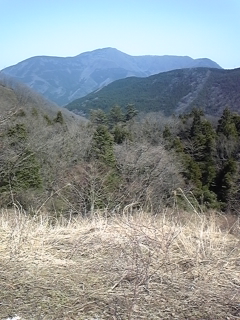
[172,137,184,153]
[66,68,240,118]
[0,120,42,203]
[91,125,116,168]
[0,149,42,192]
[7,123,27,142]
[44,114,53,125]
[217,108,238,138]
[2,74,240,214]
[215,158,238,205]
[125,104,138,122]
[54,111,64,124]
[183,155,202,188]
[90,109,108,126]
[12,150,42,190]
[190,108,204,137]
[111,124,130,144]
[108,105,124,128]
[89,106,133,144]
[163,108,240,210]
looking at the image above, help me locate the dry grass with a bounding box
[0,208,239,320]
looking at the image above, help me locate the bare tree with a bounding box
[115,141,184,211]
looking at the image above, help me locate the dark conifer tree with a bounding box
[90,109,108,126]
[91,125,116,168]
[108,105,124,128]
[125,104,138,122]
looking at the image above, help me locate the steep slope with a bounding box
[65,67,240,116]
[1,48,221,106]
[0,75,89,210]
[0,75,84,124]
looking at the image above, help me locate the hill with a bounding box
[0,74,84,124]
[0,75,89,210]
[65,67,240,116]
[1,48,221,106]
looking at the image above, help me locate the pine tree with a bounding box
[91,125,116,167]
[125,104,138,122]
[215,158,238,206]
[217,108,238,138]
[108,105,124,128]
[190,108,204,137]
[90,109,108,126]
[112,124,130,144]
[54,111,64,124]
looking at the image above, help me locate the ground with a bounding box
[0,208,239,319]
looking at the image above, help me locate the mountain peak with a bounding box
[2,48,222,105]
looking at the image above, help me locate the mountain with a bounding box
[65,67,240,117]
[1,48,221,106]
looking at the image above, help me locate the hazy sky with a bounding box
[1,0,240,70]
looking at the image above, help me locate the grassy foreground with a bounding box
[0,208,239,320]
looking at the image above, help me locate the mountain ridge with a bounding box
[65,67,240,117]
[1,48,221,106]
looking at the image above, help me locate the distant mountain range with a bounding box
[65,67,240,117]
[1,48,221,106]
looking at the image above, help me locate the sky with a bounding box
[1,0,240,70]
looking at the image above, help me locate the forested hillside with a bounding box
[66,67,240,117]
[0,81,182,213]
[1,76,239,214]
[0,76,89,212]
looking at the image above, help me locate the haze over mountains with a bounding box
[1,48,221,106]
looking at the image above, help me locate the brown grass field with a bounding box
[0,207,239,319]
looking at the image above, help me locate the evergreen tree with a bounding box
[112,124,130,144]
[54,111,64,124]
[190,108,204,137]
[7,123,27,142]
[215,158,238,206]
[13,150,42,190]
[91,125,116,167]
[183,155,202,189]
[90,109,108,126]
[125,104,138,122]
[0,149,42,192]
[232,113,240,134]
[162,107,240,210]
[217,108,238,138]
[108,105,124,128]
